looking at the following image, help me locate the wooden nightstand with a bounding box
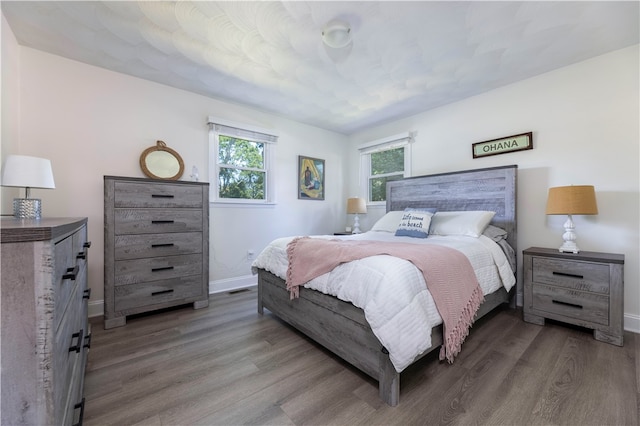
[523,247,624,346]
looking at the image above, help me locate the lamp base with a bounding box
[13,198,42,219]
[559,242,580,254]
[352,213,362,234]
[558,214,579,253]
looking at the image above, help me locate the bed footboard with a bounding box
[257,269,403,405]
[256,269,511,406]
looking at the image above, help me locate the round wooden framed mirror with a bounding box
[139,140,184,180]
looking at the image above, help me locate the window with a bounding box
[208,117,278,203]
[359,133,412,204]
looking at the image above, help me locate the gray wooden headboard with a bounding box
[386,164,517,254]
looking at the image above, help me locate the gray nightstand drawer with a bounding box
[531,284,609,326]
[532,257,610,294]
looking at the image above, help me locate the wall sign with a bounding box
[472,132,533,159]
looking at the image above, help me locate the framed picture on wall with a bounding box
[298,155,325,200]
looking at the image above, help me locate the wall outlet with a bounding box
[247,250,255,261]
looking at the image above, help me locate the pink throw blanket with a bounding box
[286,237,484,363]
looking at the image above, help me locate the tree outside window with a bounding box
[369,147,405,202]
[218,136,265,200]
[209,119,277,204]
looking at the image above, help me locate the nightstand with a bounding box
[523,247,624,346]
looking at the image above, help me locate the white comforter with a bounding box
[251,231,516,372]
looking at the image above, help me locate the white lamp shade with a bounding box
[1,155,55,189]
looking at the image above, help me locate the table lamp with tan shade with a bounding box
[545,185,598,253]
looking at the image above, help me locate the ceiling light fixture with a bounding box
[322,19,352,49]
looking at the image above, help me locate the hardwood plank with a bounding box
[83,289,639,426]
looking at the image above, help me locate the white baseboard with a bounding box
[625,313,640,334]
[209,274,257,294]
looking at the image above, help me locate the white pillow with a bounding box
[429,211,496,237]
[370,211,405,232]
[395,208,436,238]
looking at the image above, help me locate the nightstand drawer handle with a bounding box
[152,243,175,248]
[552,271,584,279]
[152,220,175,224]
[552,299,583,309]
[151,289,174,296]
[152,194,175,198]
[151,266,174,272]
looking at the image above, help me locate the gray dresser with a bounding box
[104,176,209,329]
[1,217,91,426]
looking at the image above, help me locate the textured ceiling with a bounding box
[2,1,638,134]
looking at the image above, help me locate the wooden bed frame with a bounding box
[257,165,517,406]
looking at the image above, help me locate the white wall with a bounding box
[1,14,21,209]
[1,30,348,314]
[348,45,640,331]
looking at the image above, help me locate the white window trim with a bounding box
[208,116,278,205]
[359,132,413,206]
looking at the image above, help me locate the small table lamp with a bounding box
[347,197,367,234]
[545,185,598,253]
[1,155,56,219]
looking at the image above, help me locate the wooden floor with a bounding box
[84,288,640,426]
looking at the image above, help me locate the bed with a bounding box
[253,165,517,406]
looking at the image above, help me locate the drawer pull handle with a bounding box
[77,250,88,259]
[69,329,84,353]
[152,220,175,224]
[63,266,79,280]
[151,289,174,296]
[552,271,584,279]
[151,266,174,272]
[84,241,92,248]
[83,333,92,349]
[552,299,583,309]
[83,288,91,300]
[72,397,85,426]
[152,194,175,198]
[152,243,175,248]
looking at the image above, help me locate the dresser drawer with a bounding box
[531,284,609,326]
[114,181,203,208]
[115,232,203,260]
[114,254,203,285]
[114,209,203,235]
[114,275,204,311]
[532,257,610,294]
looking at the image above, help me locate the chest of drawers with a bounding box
[523,247,624,346]
[104,176,209,329]
[1,217,91,425]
